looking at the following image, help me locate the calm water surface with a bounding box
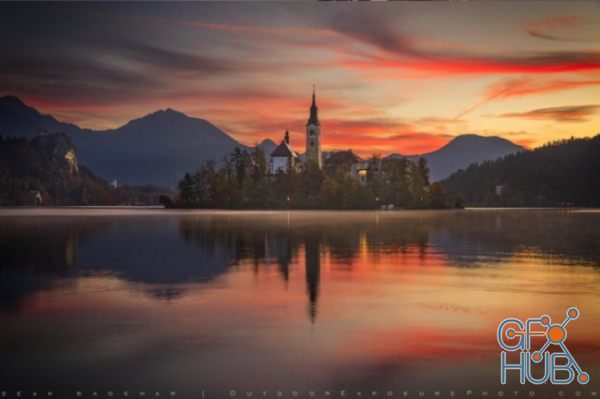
[1,209,600,397]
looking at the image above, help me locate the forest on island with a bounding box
[174,147,462,209]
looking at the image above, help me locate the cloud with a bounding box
[182,20,337,38]
[112,40,248,76]
[483,77,600,100]
[327,11,600,77]
[339,51,600,77]
[500,105,599,122]
[455,76,600,119]
[0,55,162,105]
[219,113,455,156]
[526,16,584,42]
[323,119,453,155]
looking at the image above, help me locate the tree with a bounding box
[177,173,196,207]
[174,148,453,209]
[417,157,430,186]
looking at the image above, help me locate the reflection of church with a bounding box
[304,234,321,324]
[265,231,321,323]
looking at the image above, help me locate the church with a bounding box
[267,88,376,186]
[269,88,322,174]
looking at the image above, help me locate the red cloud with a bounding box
[339,52,600,77]
[322,119,453,156]
[484,77,600,100]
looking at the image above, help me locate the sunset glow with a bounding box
[1,2,599,156]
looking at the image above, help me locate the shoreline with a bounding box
[0,206,597,218]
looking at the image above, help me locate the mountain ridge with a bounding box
[385,134,525,181]
[0,96,245,187]
[1,95,525,186]
[442,135,600,206]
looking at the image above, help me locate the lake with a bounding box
[1,208,599,397]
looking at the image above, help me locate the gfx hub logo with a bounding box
[497,307,589,385]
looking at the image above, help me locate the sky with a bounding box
[1,2,599,156]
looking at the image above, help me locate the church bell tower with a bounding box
[305,86,322,169]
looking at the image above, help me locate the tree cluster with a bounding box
[442,135,600,207]
[0,134,172,206]
[175,147,459,209]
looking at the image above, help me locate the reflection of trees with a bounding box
[0,217,107,272]
[0,217,108,311]
[428,210,600,266]
[4,210,599,317]
[179,214,434,322]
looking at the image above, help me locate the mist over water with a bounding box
[1,209,599,396]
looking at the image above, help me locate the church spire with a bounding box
[308,85,320,126]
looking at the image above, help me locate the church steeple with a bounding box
[305,86,322,169]
[308,85,320,126]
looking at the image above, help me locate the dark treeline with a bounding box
[175,147,461,209]
[442,135,600,207]
[0,134,173,206]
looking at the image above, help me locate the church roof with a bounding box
[271,141,297,158]
[307,88,320,126]
[325,150,363,165]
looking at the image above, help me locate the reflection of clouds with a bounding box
[2,210,600,314]
[2,210,600,393]
[337,327,495,363]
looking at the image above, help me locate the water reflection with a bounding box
[0,217,107,311]
[1,209,600,394]
[1,210,600,313]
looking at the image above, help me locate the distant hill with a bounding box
[0,133,110,205]
[257,138,277,156]
[0,133,171,206]
[1,97,525,186]
[442,135,600,207]
[385,153,404,160]
[384,134,524,181]
[0,96,245,187]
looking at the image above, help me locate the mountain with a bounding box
[0,133,109,205]
[0,96,85,138]
[0,96,245,187]
[1,97,525,186]
[257,138,277,156]
[384,134,524,182]
[0,133,172,206]
[442,135,600,207]
[385,153,404,160]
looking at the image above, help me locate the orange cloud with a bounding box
[324,119,453,156]
[501,105,599,123]
[484,77,600,100]
[339,53,600,77]
[455,76,600,119]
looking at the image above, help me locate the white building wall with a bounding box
[270,156,289,174]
